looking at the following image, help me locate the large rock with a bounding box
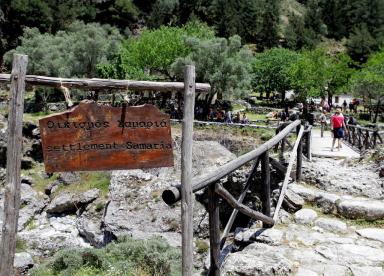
[337,198,384,220]
[283,190,304,213]
[294,209,317,225]
[222,243,292,275]
[104,140,236,245]
[19,215,90,257]
[46,188,100,214]
[314,218,348,233]
[14,252,34,274]
[356,228,384,243]
[349,266,384,276]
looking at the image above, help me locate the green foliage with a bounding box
[210,0,280,49]
[286,48,329,100]
[148,0,180,28]
[4,21,122,77]
[195,239,209,254]
[349,49,384,103]
[30,237,181,276]
[97,21,214,80]
[347,24,379,63]
[172,35,253,100]
[252,48,299,100]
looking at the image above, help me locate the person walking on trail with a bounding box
[331,107,348,151]
[319,110,327,138]
[342,100,347,112]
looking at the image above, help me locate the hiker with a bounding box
[281,106,289,121]
[342,100,347,112]
[241,113,250,124]
[319,110,327,138]
[347,116,357,126]
[331,107,348,151]
[233,111,241,123]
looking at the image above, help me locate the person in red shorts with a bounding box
[331,107,348,151]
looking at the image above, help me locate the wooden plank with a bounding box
[261,151,271,228]
[0,73,211,93]
[162,120,302,205]
[39,102,174,172]
[273,126,304,222]
[215,184,275,225]
[220,157,260,248]
[0,54,28,276]
[208,183,220,276]
[181,65,195,276]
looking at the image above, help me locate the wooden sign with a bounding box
[39,101,174,172]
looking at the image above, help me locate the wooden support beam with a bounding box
[220,157,260,248]
[306,129,312,161]
[0,74,211,93]
[296,134,303,181]
[0,54,28,276]
[208,183,220,276]
[273,126,304,222]
[162,120,301,205]
[181,65,195,276]
[261,151,272,228]
[215,184,275,225]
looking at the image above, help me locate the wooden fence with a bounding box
[344,125,384,151]
[162,120,312,275]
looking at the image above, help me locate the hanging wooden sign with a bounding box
[39,101,174,172]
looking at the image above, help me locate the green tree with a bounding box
[4,21,122,78]
[148,0,180,28]
[287,48,329,101]
[252,48,299,101]
[347,24,379,63]
[172,35,253,102]
[98,21,215,80]
[350,50,384,122]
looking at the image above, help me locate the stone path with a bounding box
[311,128,360,159]
[222,138,384,275]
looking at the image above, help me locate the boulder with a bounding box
[283,190,304,213]
[294,209,317,225]
[14,252,34,274]
[222,243,292,276]
[356,228,384,243]
[57,172,80,185]
[336,198,384,220]
[349,266,384,276]
[46,188,100,214]
[314,218,348,233]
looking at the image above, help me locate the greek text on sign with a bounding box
[39,101,174,172]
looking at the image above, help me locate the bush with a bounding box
[30,236,181,276]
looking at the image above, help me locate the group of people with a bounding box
[319,107,357,151]
[208,108,250,124]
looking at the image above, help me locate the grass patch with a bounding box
[23,111,52,124]
[16,237,27,253]
[22,164,58,194]
[30,236,181,276]
[55,172,111,198]
[247,113,269,121]
[195,240,209,254]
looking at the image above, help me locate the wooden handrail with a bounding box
[0,74,211,93]
[162,120,301,205]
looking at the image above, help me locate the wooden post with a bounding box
[208,183,220,276]
[181,65,195,276]
[0,54,28,276]
[279,138,286,163]
[296,135,303,181]
[306,130,312,161]
[261,151,271,228]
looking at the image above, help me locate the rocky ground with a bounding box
[221,156,384,276]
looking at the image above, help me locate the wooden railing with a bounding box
[162,120,312,275]
[344,125,383,151]
[170,119,280,129]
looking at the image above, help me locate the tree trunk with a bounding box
[281,90,286,103]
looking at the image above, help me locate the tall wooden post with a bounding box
[306,130,312,161]
[261,151,271,228]
[0,54,28,276]
[208,183,220,276]
[181,65,195,276]
[296,136,303,181]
